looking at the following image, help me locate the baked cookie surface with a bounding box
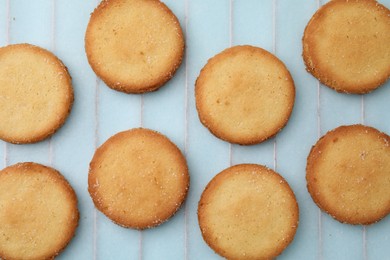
[88,128,189,229]
[195,45,295,145]
[0,43,73,144]
[0,162,79,260]
[198,164,299,260]
[303,0,390,94]
[307,125,390,224]
[85,0,184,93]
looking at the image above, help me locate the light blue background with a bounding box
[0,0,389,259]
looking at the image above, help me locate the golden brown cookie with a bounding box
[85,0,184,94]
[0,162,79,260]
[307,125,390,225]
[195,45,295,145]
[0,43,73,144]
[303,0,390,94]
[198,164,299,260]
[88,128,189,229]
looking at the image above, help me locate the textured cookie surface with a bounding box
[85,0,184,93]
[198,164,299,260]
[303,0,390,94]
[0,162,79,260]
[89,128,189,229]
[0,44,73,144]
[307,125,390,224]
[195,45,295,145]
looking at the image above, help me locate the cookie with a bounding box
[198,164,299,260]
[85,0,184,94]
[88,128,189,229]
[0,44,73,144]
[195,45,295,145]
[307,125,390,225]
[303,0,390,94]
[0,162,79,260]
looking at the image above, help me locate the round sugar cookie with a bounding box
[303,0,390,94]
[0,44,73,144]
[195,45,295,145]
[0,162,79,260]
[307,125,390,225]
[85,0,184,94]
[198,164,299,260]
[88,128,189,229]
